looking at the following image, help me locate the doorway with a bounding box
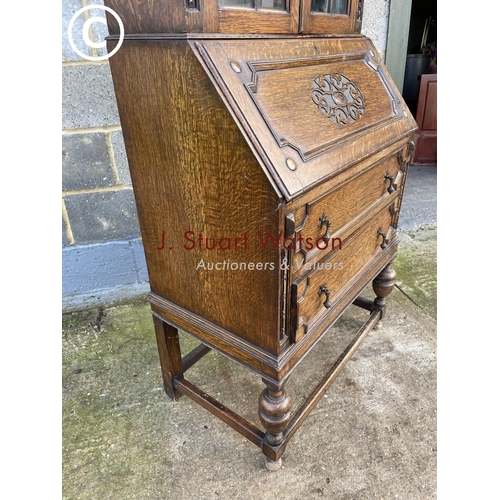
[402,0,437,116]
[403,0,437,165]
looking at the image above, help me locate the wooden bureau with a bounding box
[104,0,417,469]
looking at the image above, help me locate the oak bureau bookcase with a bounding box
[103,0,417,469]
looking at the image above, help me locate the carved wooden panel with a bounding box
[244,52,398,161]
[311,73,365,125]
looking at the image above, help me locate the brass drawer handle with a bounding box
[318,284,332,309]
[384,171,396,194]
[377,228,389,249]
[318,213,332,240]
[390,204,400,217]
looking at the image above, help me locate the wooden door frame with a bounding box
[385,0,413,93]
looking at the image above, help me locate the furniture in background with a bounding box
[412,73,437,165]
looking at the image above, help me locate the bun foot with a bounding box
[265,457,282,471]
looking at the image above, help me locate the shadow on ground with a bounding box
[63,227,437,500]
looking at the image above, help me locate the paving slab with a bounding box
[398,166,437,231]
[62,228,437,499]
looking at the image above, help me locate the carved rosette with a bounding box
[312,73,365,125]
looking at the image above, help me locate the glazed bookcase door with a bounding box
[217,0,301,33]
[300,0,361,34]
[102,0,362,34]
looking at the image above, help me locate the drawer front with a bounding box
[288,152,403,271]
[290,200,397,341]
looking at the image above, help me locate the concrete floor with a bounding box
[398,166,437,231]
[62,167,437,499]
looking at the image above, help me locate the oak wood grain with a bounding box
[108,40,284,354]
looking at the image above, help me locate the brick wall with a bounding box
[61,0,390,309]
[62,0,148,308]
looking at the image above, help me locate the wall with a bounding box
[62,0,149,308]
[61,0,392,309]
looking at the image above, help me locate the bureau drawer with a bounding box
[290,200,397,342]
[289,152,403,269]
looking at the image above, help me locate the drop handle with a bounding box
[390,204,400,217]
[377,228,389,249]
[318,284,332,309]
[318,213,332,240]
[384,172,396,194]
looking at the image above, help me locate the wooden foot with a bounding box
[152,316,183,400]
[372,265,396,329]
[265,457,282,471]
[258,381,292,470]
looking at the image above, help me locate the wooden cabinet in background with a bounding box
[412,73,437,165]
[104,0,417,469]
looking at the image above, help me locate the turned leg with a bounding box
[152,315,183,400]
[258,380,292,471]
[372,265,397,329]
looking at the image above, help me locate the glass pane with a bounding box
[311,0,348,14]
[257,0,286,10]
[219,0,255,8]
[311,0,329,13]
[331,0,348,14]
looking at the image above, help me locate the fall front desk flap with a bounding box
[191,36,417,201]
